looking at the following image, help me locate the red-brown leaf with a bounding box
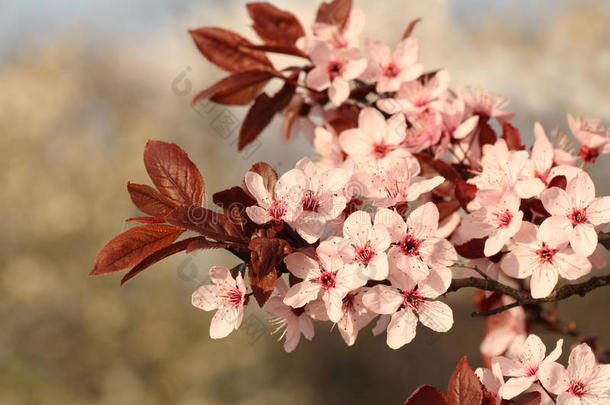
[166,205,247,244]
[127,182,175,217]
[189,27,273,73]
[242,43,309,58]
[404,385,448,405]
[455,179,478,211]
[185,237,235,254]
[192,70,273,106]
[238,79,296,150]
[447,357,484,405]
[248,237,291,278]
[315,0,352,28]
[479,119,497,148]
[515,392,542,405]
[91,225,184,275]
[120,236,198,285]
[415,153,461,198]
[548,175,567,190]
[324,105,360,133]
[125,216,166,224]
[402,18,422,39]
[455,238,486,259]
[436,200,461,222]
[249,266,278,307]
[501,121,524,151]
[213,186,257,236]
[143,140,205,208]
[246,3,305,46]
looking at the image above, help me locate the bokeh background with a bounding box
[1,0,609,404]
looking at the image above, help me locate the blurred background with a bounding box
[1,0,609,404]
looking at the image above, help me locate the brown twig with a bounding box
[445,275,610,317]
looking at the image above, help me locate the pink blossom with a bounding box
[377,203,457,281]
[305,42,367,105]
[283,241,366,323]
[297,9,365,54]
[245,169,305,225]
[461,87,514,121]
[532,123,580,188]
[475,359,505,405]
[291,157,348,243]
[363,37,423,93]
[539,343,610,404]
[495,334,563,399]
[461,191,524,257]
[264,278,314,353]
[362,269,453,349]
[358,156,444,208]
[192,266,246,339]
[539,171,610,257]
[403,109,443,153]
[336,210,391,281]
[339,107,410,162]
[567,113,610,163]
[377,70,450,115]
[501,222,592,298]
[471,139,545,200]
[336,287,376,346]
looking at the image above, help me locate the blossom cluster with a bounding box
[188,6,610,353]
[475,334,610,405]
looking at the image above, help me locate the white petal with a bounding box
[361,285,402,314]
[386,309,418,349]
[538,362,569,395]
[417,300,453,332]
[541,187,572,216]
[570,223,597,257]
[530,264,559,298]
[210,307,238,339]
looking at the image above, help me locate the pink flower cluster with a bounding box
[190,5,610,355]
[476,333,610,405]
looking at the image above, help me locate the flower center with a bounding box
[221,288,243,307]
[402,290,424,310]
[536,243,555,264]
[525,366,539,377]
[497,209,513,228]
[384,63,400,78]
[400,234,420,256]
[302,190,320,212]
[355,242,375,264]
[374,142,390,158]
[342,292,355,312]
[569,381,587,397]
[570,208,587,225]
[291,306,306,317]
[578,145,599,163]
[268,201,287,220]
[328,61,343,79]
[318,271,336,289]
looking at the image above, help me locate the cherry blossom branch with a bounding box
[446,274,610,316]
